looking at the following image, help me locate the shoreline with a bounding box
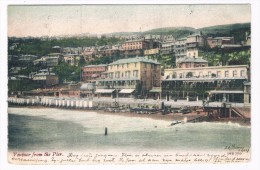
[8,105,251,127]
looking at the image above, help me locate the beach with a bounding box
[8,107,251,152]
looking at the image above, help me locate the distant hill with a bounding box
[144,27,196,39]
[197,23,250,35]
[127,22,250,42]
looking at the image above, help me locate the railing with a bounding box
[96,85,136,89]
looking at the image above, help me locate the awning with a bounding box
[95,89,115,93]
[80,83,95,90]
[149,88,162,93]
[209,90,244,94]
[91,74,99,78]
[119,89,135,94]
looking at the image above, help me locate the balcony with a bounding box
[96,84,137,89]
[186,43,198,48]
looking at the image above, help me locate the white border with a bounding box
[1,0,259,170]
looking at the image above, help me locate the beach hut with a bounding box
[89,101,93,108]
[79,100,83,109]
[55,99,58,107]
[67,100,70,108]
[76,100,79,109]
[70,100,74,108]
[83,100,88,108]
[26,99,30,105]
[62,100,66,107]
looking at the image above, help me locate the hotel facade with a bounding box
[95,57,161,98]
[163,65,249,103]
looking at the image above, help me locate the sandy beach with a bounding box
[9,105,250,126]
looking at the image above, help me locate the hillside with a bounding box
[144,27,196,39]
[197,23,251,42]
[142,23,250,41]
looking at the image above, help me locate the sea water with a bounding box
[8,107,250,152]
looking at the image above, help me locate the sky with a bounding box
[8,4,251,37]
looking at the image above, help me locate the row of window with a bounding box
[108,70,139,79]
[177,70,246,78]
[109,63,132,70]
[109,63,158,70]
[124,46,143,50]
[123,42,144,46]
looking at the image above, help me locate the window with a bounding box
[225,71,229,77]
[217,71,221,78]
[241,70,246,77]
[233,70,237,77]
[115,71,120,78]
[134,63,137,68]
[208,71,211,77]
[144,71,147,77]
[133,70,139,78]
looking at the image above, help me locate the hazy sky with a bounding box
[8,5,251,37]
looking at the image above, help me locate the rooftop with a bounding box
[84,64,107,68]
[187,32,203,37]
[108,57,160,65]
[34,72,56,76]
[165,64,248,71]
[163,77,247,81]
[178,57,208,63]
[221,44,242,48]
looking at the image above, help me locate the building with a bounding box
[207,37,235,48]
[95,57,161,98]
[176,57,208,69]
[186,32,206,49]
[64,54,80,66]
[18,55,38,64]
[144,48,160,56]
[160,40,175,55]
[41,53,63,67]
[122,39,149,51]
[81,64,107,82]
[122,38,158,57]
[245,33,251,46]
[174,38,187,61]
[33,72,59,87]
[243,82,251,105]
[163,65,249,102]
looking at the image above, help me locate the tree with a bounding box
[53,62,80,83]
[78,56,86,67]
[186,72,193,78]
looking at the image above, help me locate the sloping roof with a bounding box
[119,89,135,94]
[187,32,202,37]
[221,44,242,48]
[80,83,95,90]
[95,89,115,93]
[108,57,160,65]
[34,73,56,76]
[178,57,208,63]
[84,64,107,68]
[209,90,244,94]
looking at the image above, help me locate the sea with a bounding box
[8,107,251,152]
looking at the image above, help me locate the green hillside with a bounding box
[198,23,251,42]
[144,27,196,39]
[143,23,250,42]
